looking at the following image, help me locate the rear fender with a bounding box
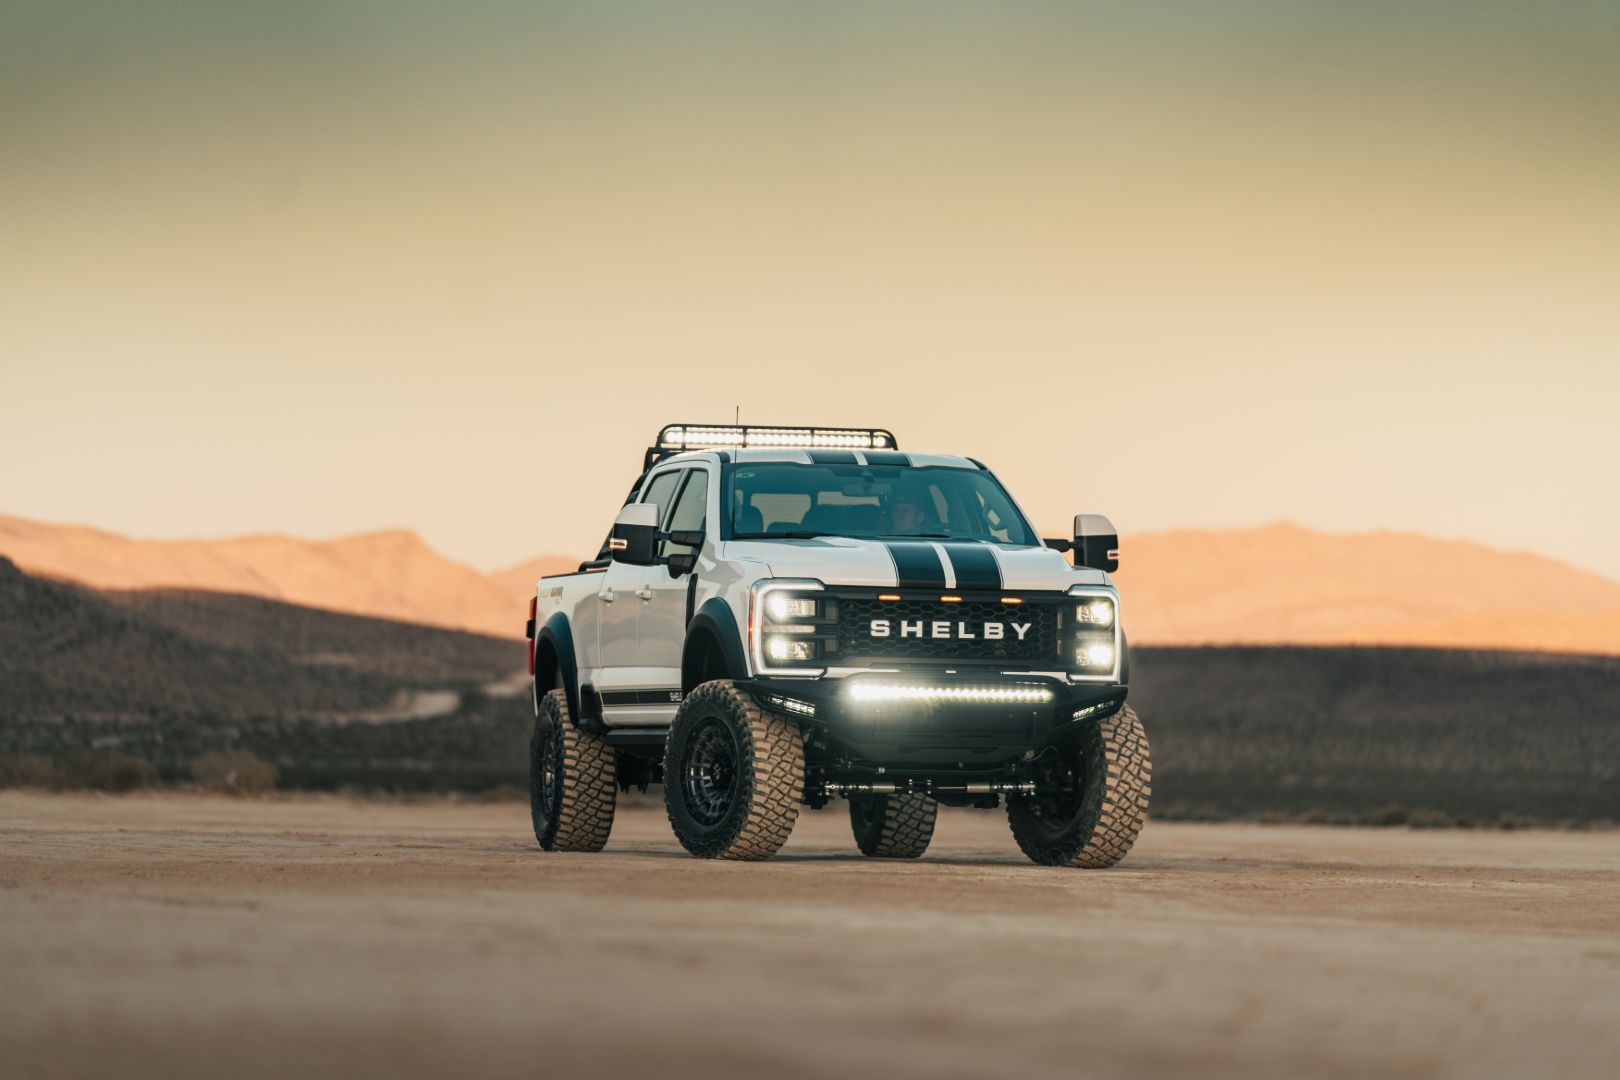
[534,612,583,724]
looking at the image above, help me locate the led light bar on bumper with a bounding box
[848,683,1055,704]
[1066,585,1123,682]
[658,424,897,451]
[750,579,830,677]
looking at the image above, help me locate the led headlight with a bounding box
[750,579,827,676]
[767,637,816,662]
[1077,598,1115,627]
[1078,642,1115,668]
[767,595,818,621]
[1066,585,1122,682]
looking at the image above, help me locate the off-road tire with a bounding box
[1007,705,1151,868]
[849,793,938,858]
[530,689,617,852]
[663,679,804,860]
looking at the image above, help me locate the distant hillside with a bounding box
[1130,645,1620,824]
[8,512,1620,655]
[1116,522,1620,654]
[0,513,576,637]
[3,554,1617,819]
[0,557,520,721]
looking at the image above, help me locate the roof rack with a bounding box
[643,424,899,471]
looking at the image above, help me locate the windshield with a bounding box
[727,462,1040,545]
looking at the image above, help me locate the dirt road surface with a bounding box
[3,792,1618,1080]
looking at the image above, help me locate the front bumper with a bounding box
[739,672,1127,765]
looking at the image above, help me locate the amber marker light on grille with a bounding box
[877,594,901,601]
[1000,597,1023,605]
[940,595,963,603]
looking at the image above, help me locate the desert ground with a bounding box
[3,793,1617,1080]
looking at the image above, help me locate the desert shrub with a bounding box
[1496,814,1545,831]
[0,753,63,789]
[1407,809,1453,829]
[191,749,279,795]
[1360,804,1410,827]
[52,747,158,792]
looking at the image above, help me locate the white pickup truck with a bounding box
[525,424,1150,866]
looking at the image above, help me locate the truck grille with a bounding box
[835,597,1060,665]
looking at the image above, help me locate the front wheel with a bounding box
[663,680,804,860]
[849,793,938,858]
[1007,705,1151,868]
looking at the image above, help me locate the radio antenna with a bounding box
[735,405,740,425]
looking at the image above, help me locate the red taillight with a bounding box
[526,597,538,675]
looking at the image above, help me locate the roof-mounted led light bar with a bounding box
[656,424,899,452]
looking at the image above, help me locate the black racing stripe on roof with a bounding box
[862,450,911,466]
[882,542,947,588]
[806,450,859,465]
[941,544,1002,589]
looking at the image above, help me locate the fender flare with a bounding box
[682,597,750,693]
[534,612,582,724]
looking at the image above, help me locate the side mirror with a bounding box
[610,504,659,566]
[664,529,705,549]
[662,529,704,578]
[1043,538,1073,553]
[1072,514,1119,573]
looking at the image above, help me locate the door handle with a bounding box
[635,586,655,601]
[598,590,615,604]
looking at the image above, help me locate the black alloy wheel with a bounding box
[662,679,805,861]
[681,716,743,827]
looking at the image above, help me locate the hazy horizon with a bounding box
[5,2,1617,576]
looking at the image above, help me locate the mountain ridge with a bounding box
[4,512,1618,654]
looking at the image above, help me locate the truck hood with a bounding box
[718,537,1108,592]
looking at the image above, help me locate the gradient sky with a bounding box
[4,2,1618,575]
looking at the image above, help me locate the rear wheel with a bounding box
[530,689,617,852]
[849,793,938,858]
[1007,706,1151,868]
[663,679,804,860]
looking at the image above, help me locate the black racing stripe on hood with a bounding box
[882,542,947,588]
[942,544,1002,589]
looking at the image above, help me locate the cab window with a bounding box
[638,470,683,524]
[663,470,710,557]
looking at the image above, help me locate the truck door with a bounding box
[638,465,711,704]
[594,466,683,726]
